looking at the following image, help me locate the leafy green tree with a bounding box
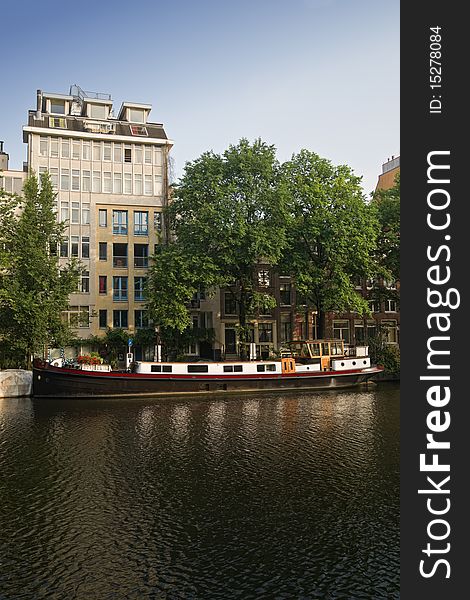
[281,150,379,338]
[147,138,288,355]
[372,173,400,281]
[0,172,80,368]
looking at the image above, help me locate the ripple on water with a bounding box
[0,387,399,599]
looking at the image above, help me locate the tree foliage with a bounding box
[147,139,288,352]
[0,173,80,368]
[280,150,379,337]
[372,172,400,281]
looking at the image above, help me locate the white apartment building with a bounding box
[23,86,173,350]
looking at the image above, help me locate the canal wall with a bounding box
[0,370,32,398]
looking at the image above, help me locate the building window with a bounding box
[99,209,107,227]
[103,143,112,161]
[280,283,291,305]
[63,305,89,328]
[82,203,90,225]
[93,143,101,161]
[124,172,132,194]
[124,146,132,163]
[113,276,128,301]
[50,139,59,157]
[154,175,163,196]
[82,170,91,192]
[61,139,70,159]
[134,173,142,195]
[154,211,162,232]
[103,172,112,193]
[72,141,80,160]
[71,169,80,191]
[71,236,79,258]
[99,242,107,261]
[89,104,106,119]
[333,320,350,344]
[144,147,152,164]
[99,309,107,328]
[368,300,380,313]
[49,167,58,190]
[144,175,152,195]
[135,310,148,329]
[134,211,148,235]
[381,320,398,344]
[129,108,145,123]
[385,299,397,312]
[258,269,270,287]
[60,201,69,222]
[81,236,90,259]
[280,314,292,343]
[113,243,128,268]
[224,292,237,315]
[154,148,162,166]
[92,171,101,193]
[50,99,66,114]
[114,144,122,163]
[134,244,148,268]
[134,277,146,301]
[71,202,80,224]
[258,323,273,343]
[134,146,143,164]
[60,240,68,257]
[82,142,90,160]
[113,172,122,194]
[130,125,148,136]
[80,270,90,293]
[367,321,377,340]
[39,137,48,156]
[49,117,66,128]
[113,210,128,235]
[99,276,107,294]
[354,321,366,345]
[113,310,128,328]
[60,169,69,191]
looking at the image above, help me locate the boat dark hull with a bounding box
[32,365,383,398]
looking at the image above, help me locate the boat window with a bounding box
[223,365,233,372]
[188,365,209,373]
[310,343,320,356]
[162,365,172,373]
[151,365,161,372]
[321,343,330,356]
[234,365,243,372]
[332,342,343,355]
[266,364,277,371]
[257,365,266,372]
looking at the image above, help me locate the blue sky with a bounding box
[1,0,399,196]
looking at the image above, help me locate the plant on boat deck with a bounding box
[77,353,103,365]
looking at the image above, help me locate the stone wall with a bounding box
[0,370,32,398]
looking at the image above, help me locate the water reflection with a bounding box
[0,386,399,599]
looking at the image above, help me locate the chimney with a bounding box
[0,141,9,170]
[36,89,43,118]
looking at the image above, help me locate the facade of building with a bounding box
[23,86,172,353]
[0,141,27,195]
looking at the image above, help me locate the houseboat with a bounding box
[32,340,383,398]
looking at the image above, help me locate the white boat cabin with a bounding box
[134,340,371,376]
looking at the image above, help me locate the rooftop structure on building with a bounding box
[375,154,400,191]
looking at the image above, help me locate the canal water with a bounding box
[0,385,399,599]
